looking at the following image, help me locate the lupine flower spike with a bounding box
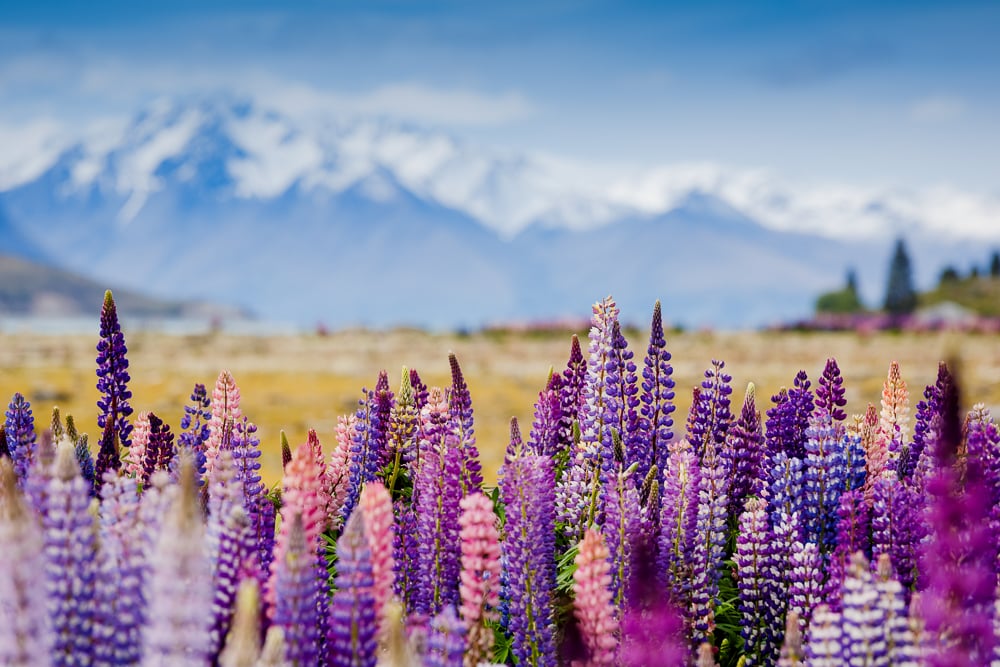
[572,528,618,667]
[458,492,502,666]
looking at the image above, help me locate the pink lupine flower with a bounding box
[326,416,355,530]
[123,412,150,479]
[306,429,331,530]
[358,481,396,638]
[205,370,242,483]
[573,528,618,667]
[457,492,501,666]
[878,361,909,448]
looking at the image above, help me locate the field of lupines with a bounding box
[1,291,998,666]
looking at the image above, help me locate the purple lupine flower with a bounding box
[209,504,255,659]
[425,605,465,667]
[840,552,888,667]
[502,454,557,667]
[689,435,730,642]
[96,290,133,449]
[901,361,949,479]
[803,604,842,666]
[639,300,676,490]
[618,597,687,667]
[93,420,121,495]
[579,297,619,462]
[342,385,384,523]
[657,446,700,611]
[870,470,924,597]
[787,540,824,629]
[601,467,641,610]
[72,432,96,497]
[410,368,429,413]
[414,434,464,615]
[559,334,587,451]
[448,353,484,494]
[373,370,395,471]
[765,371,814,460]
[874,554,916,664]
[230,417,273,576]
[22,430,55,516]
[142,461,213,664]
[527,386,562,459]
[815,358,847,424]
[735,497,781,666]
[686,359,733,464]
[42,442,99,666]
[4,392,36,485]
[726,383,765,521]
[272,513,322,667]
[329,512,377,667]
[177,383,211,483]
[141,412,175,484]
[802,413,846,553]
[768,450,805,526]
[826,489,871,608]
[95,471,145,666]
[0,459,53,666]
[393,500,420,613]
[501,416,524,483]
[603,320,640,476]
[967,418,1000,563]
[555,446,591,545]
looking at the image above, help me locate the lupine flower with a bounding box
[815,358,847,424]
[0,459,53,666]
[527,386,562,459]
[448,353,484,494]
[870,470,924,596]
[689,434,729,641]
[735,497,781,666]
[903,362,950,480]
[878,361,909,453]
[638,300,676,487]
[802,412,846,553]
[142,460,213,664]
[502,454,557,667]
[804,604,843,666]
[579,296,618,456]
[457,492,501,666]
[272,513,322,666]
[373,370,396,469]
[141,412,175,484]
[343,385,388,523]
[618,596,687,667]
[768,450,805,526]
[393,500,420,613]
[93,420,121,494]
[874,554,916,664]
[23,429,55,515]
[387,366,419,488]
[726,383,765,521]
[657,445,700,609]
[425,605,465,667]
[777,611,804,667]
[765,371,814,460]
[219,579,263,667]
[327,415,355,529]
[840,552,887,666]
[500,416,524,483]
[409,368,429,413]
[686,359,733,464]
[787,540,824,629]
[210,504,256,658]
[559,334,587,451]
[42,441,99,666]
[826,489,871,606]
[556,446,591,545]
[5,392,36,485]
[602,321,640,477]
[125,411,151,478]
[205,369,242,483]
[232,418,270,546]
[600,465,641,609]
[414,434,464,615]
[329,512,378,667]
[572,528,618,667]
[358,481,396,638]
[96,290,133,449]
[177,383,212,483]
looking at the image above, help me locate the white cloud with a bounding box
[910,95,966,122]
[0,118,72,190]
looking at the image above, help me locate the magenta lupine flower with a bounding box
[272,512,322,667]
[689,434,729,642]
[414,434,464,615]
[573,528,618,667]
[358,481,395,637]
[448,353,484,494]
[734,497,781,666]
[329,512,378,667]
[618,596,687,667]
[205,369,242,483]
[141,412,175,484]
[528,386,562,459]
[502,454,557,667]
[0,460,53,666]
[803,604,843,666]
[95,471,145,665]
[815,358,847,424]
[327,415,356,530]
[657,445,700,609]
[686,359,733,465]
[42,442,99,666]
[124,411,150,479]
[458,492,501,665]
[726,383,765,521]
[96,290,133,449]
[5,392,36,485]
[765,371,814,460]
[639,300,676,488]
[425,605,466,667]
[142,462,213,664]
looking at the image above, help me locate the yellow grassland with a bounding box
[2,328,999,486]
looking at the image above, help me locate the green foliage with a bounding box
[714,559,745,667]
[815,268,864,314]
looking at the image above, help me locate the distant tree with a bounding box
[991,251,1000,278]
[816,268,864,314]
[971,265,981,280]
[883,239,917,315]
[939,265,960,285]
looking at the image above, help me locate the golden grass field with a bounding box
[2,327,999,486]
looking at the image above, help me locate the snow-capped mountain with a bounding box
[0,96,995,328]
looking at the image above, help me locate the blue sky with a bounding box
[1,0,998,192]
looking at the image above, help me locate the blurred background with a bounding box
[1,1,998,480]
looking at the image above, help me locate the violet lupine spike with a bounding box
[501,416,524,483]
[393,500,420,614]
[142,460,213,664]
[207,450,245,570]
[686,359,734,464]
[656,446,700,611]
[141,412,175,484]
[205,369,242,484]
[765,371,815,460]
[0,459,53,666]
[458,492,501,666]
[603,320,640,476]
[327,415,355,530]
[802,414,846,553]
[232,418,271,559]
[555,447,591,545]
[639,300,676,485]
[96,472,144,666]
[448,353,483,494]
[343,386,383,523]
[768,450,805,527]
[329,512,378,667]
[177,382,211,483]
[826,489,872,609]
[803,605,843,667]
[425,605,466,667]
[559,334,587,448]
[874,554,916,665]
[527,387,562,459]
[903,362,949,480]
[618,597,687,667]
[272,513,322,667]
[502,454,557,667]
[689,436,730,643]
[840,551,888,667]
[410,368,429,413]
[42,442,99,666]
[600,467,641,610]
[579,296,619,460]
[96,290,133,449]
[726,383,765,521]
[358,481,395,638]
[125,411,150,479]
[210,504,256,659]
[815,358,847,424]
[372,374,395,472]
[870,471,924,597]
[74,433,96,498]
[5,392,36,485]
[414,434,464,615]
[573,528,618,667]
[735,497,781,666]
[787,539,824,630]
[93,420,121,496]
